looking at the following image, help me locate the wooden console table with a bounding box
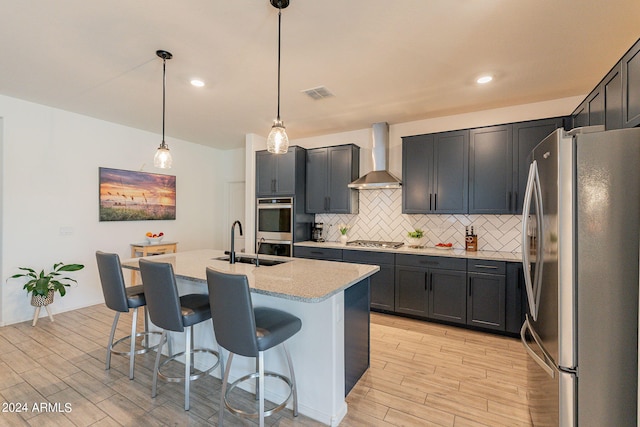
[129,241,178,284]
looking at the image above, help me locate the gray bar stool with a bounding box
[95,251,160,380]
[206,268,302,427]
[139,258,222,411]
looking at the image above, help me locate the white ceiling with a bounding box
[1,1,639,150]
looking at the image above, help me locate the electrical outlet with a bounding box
[59,227,74,235]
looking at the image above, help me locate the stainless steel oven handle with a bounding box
[257,239,292,245]
[520,317,555,378]
[257,204,293,209]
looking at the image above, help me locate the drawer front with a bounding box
[396,254,466,271]
[467,259,506,275]
[294,246,342,261]
[343,250,395,266]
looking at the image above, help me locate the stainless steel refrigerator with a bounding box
[520,126,640,426]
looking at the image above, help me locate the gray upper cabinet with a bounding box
[402,130,468,214]
[622,40,640,128]
[572,38,640,130]
[512,118,566,214]
[603,63,623,130]
[469,125,513,214]
[305,144,359,214]
[256,147,302,197]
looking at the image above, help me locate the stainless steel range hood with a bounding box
[348,122,402,189]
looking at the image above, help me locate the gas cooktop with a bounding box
[346,240,405,249]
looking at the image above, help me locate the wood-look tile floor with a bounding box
[0,305,532,426]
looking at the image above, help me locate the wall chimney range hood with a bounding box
[348,122,402,189]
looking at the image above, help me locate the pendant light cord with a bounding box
[276,7,282,121]
[162,56,166,143]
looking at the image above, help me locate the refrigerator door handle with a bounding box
[521,161,541,320]
[520,317,556,378]
[531,163,545,317]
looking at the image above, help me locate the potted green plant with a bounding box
[9,262,84,307]
[407,229,425,248]
[338,224,349,245]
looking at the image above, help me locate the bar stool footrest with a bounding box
[110,331,162,356]
[157,348,221,383]
[225,371,293,419]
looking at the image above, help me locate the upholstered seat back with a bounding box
[139,259,184,332]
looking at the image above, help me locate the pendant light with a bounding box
[154,50,173,168]
[266,0,290,154]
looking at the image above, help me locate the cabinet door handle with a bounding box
[474,265,498,270]
[310,251,324,255]
[434,193,437,211]
[514,192,518,212]
[429,193,433,211]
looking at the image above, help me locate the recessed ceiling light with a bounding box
[190,79,205,87]
[476,75,493,84]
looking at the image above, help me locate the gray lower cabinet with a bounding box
[467,260,506,331]
[296,246,525,335]
[294,246,342,261]
[343,250,395,312]
[429,268,467,324]
[506,262,526,334]
[395,254,466,319]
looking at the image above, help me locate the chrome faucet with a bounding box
[256,237,266,267]
[230,220,243,264]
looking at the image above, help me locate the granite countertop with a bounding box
[294,241,522,263]
[121,249,379,303]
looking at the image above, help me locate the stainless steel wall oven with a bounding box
[256,197,293,257]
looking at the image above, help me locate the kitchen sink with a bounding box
[213,255,288,267]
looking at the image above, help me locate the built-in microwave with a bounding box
[256,197,293,256]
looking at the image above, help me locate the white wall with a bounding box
[0,94,243,326]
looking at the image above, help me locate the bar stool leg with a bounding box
[129,307,138,380]
[184,326,192,411]
[258,351,265,427]
[282,342,298,416]
[106,312,120,370]
[255,358,260,401]
[219,352,235,426]
[152,330,167,398]
[143,307,150,348]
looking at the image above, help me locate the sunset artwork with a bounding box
[99,167,176,221]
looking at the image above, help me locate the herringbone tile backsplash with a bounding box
[316,189,522,253]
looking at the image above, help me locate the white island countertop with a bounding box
[295,240,523,262]
[121,248,379,303]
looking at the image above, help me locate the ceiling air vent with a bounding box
[302,86,334,100]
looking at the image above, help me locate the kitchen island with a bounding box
[121,249,379,426]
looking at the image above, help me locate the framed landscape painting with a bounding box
[99,167,176,221]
